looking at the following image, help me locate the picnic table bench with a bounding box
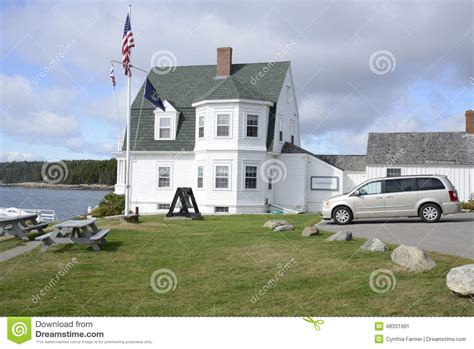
[36,219,109,252]
[0,214,48,240]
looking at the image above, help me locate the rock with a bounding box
[446,264,474,296]
[274,224,294,232]
[302,226,320,237]
[326,230,352,241]
[390,245,436,271]
[263,220,289,229]
[360,238,389,252]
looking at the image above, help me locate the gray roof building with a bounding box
[366,132,474,166]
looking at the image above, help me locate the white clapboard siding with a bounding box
[367,165,474,202]
[344,171,367,193]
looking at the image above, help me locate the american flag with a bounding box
[110,64,116,87]
[122,13,135,76]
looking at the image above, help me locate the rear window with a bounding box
[416,178,445,191]
[384,178,413,193]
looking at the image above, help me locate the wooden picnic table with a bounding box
[0,214,48,240]
[36,218,109,252]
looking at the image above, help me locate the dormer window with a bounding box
[154,102,179,141]
[159,117,171,139]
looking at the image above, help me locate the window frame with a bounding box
[415,177,446,191]
[243,164,258,190]
[386,168,401,177]
[158,116,172,140]
[383,178,414,193]
[157,165,172,189]
[215,112,231,138]
[357,180,383,196]
[197,165,204,189]
[213,163,231,190]
[198,115,205,139]
[244,113,259,139]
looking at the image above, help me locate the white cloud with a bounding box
[0,151,44,162]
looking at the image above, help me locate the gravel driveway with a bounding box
[319,212,474,259]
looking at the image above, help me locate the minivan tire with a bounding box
[419,203,441,223]
[333,206,353,225]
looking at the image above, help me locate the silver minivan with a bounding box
[320,175,461,224]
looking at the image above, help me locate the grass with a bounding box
[0,213,472,317]
[0,238,26,252]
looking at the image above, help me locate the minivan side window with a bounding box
[358,181,382,195]
[384,178,413,193]
[416,178,445,191]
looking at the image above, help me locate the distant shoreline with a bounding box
[0,182,114,191]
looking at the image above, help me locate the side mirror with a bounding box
[353,190,360,196]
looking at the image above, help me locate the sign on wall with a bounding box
[310,176,339,191]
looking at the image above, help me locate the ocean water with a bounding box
[0,187,110,221]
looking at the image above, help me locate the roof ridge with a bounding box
[149,61,291,70]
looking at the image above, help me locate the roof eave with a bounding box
[191,99,274,108]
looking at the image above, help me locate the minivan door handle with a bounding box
[375,196,384,199]
[386,195,394,199]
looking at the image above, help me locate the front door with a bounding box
[353,180,385,218]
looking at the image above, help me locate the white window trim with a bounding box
[197,114,205,140]
[156,162,173,190]
[244,112,261,140]
[196,164,204,190]
[242,162,259,191]
[213,161,232,191]
[214,112,232,138]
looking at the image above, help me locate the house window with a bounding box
[215,165,229,189]
[216,114,230,137]
[386,168,401,177]
[197,166,204,188]
[244,166,257,189]
[198,115,205,138]
[214,206,229,213]
[159,117,171,139]
[268,178,272,190]
[158,166,171,188]
[246,114,258,137]
[291,135,294,144]
[279,131,283,142]
[157,203,170,210]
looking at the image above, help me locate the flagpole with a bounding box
[125,3,132,215]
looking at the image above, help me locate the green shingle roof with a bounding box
[125,62,290,151]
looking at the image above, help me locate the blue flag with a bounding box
[144,78,166,111]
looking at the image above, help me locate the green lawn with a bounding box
[0,214,472,316]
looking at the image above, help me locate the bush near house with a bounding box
[460,200,474,210]
[92,192,125,217]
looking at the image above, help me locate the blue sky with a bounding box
[0,0,473,162]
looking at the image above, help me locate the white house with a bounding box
[115,47,474,214]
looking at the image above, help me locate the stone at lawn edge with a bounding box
[390,245,436,271]
[302,226,320,237]
[263,220,289,229]
[360,238,389,252]
[274,224,294,232]
[326,231,352,241]
[446,264,474,296]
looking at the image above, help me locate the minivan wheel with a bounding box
[333,206,353,225]
[419,203,441,223]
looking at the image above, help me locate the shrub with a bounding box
[92,192,125,217]
[460,200,474,211]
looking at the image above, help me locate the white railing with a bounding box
[0,207,57,222]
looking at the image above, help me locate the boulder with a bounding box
[360,238,389,252]
[390,245,436,271]
[263,220,289,229]
[302,226,320,237]
[274,224,294,232]
[327,230,352,241]
[446,264,474,296]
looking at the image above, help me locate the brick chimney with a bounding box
[466,110,474,134]
[216,47,232,78]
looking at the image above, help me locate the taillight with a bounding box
[448,190,458,202]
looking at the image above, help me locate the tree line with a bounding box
[0,159,117,185]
